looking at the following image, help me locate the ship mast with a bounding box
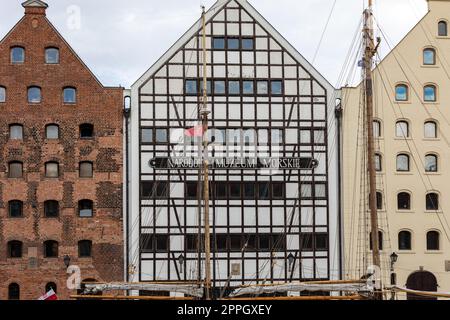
[363,0,382,299]
[200,5,212,300]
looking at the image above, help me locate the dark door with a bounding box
[406,271,438,300]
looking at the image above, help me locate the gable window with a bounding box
[438,21,448,36]
[45,162,59,178]
[395,121,409,138]
[9,161,23,178]
[423,48,436,65]
[398,231,412,250]
[8,241,23,258]
[45,283,57,294]
[271,80,283,95]
[44,200,59,218]
[424,121,437,138]
[242,38,255,50]
[11,47,25,64]
[78,200,93,217]
[28,86,41,103]
[80,123,94,139]
[228,38,240,50]
[8,283,20,300]
[424,85,437,102]
[45,47,59,64]
[63,87,76,103]
[373,120,381,138]
[425,154,438,172]
[79,162,93,178]
[397,192,411,210]
[212,37,226,50]
[78,240,92,257]
[427,231,440,250]
[9,124,23,140]
[396,154,410,172]
[426,193,439,211]
[45,124,59,139]
[0,86,5,102]
[44,240,58,258]
[395,84,408,101]
[9,200,23,218]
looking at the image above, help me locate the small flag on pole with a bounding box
[185,125,204,137]
[38,289,58,301]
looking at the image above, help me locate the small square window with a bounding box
[9,162,23,178]
[228,38,240,50]
[155,129,167,143]
[242,38,254,50]
[271,81,283,95]
[213,37,226,50]
[45,48,59,64]
[28,87,41,103]
[45,162,59,178]
[215,183,227,200]
[64,88,76,103]
[185,80,198,95]
[11,47,24,64]
[229,183,241,199]
[142,128,153,143]
[9,125,23,140]
[79,200,93,217]
[257,81,269,95]
[229,81,240,95]
[214,80,226,94]
[46,125,59,139]
[79,162,93,178]
[199,80,212,95]
[243,81,254,94]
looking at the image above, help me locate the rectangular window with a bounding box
[214,80,226,94]
[315,234,329,251]
[79,162,93,178]
[45,163,59,178]
[185,80,198,95]
[314,130,325,144]
[229,183,241,199]
[9,163,23,178]
[244,183,255,199]
[155,129,167,143]
[0,87,5,102]
[271,81,283,95]
[300,233,314,251]
[300,130,311,144]
[258,182,270,200]
[229,235,242,251]
[228,81,240,95]
[244,235,257,251]
[212,37,226,50]
[257,81,269,95]
[272,182,284,199]
[199,80,212,95]
[242,81,254,94]
[271,234,286,251]
[315,184,327,198]
[215,183,227,200]
[214,234,228,251]
[228,38,240,50]
[9,125,23,140]
[141,128,153,143]
[301,184,312,198]
[242,38,255,50]
[258,235,271,251]
[141,181,169,199]
[140,234,169,252]
[186,182,198,199]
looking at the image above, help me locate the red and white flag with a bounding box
[185,125,204,137]
[38,289,58,301]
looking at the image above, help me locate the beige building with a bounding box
[342,0,450,299]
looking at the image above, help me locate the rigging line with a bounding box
[374,54,450,242]
[311,0,337,64]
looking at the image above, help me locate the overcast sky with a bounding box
[0,0,428,87]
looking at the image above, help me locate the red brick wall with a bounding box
[0,7,123,300]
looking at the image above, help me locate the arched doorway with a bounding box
[406,271,438,300]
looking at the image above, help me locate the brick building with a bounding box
[0,0,123,300]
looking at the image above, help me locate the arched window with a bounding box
[438,21,448,36]
[80,124,94,139]
[45,124,59,139]
[9,124,23,140]
[397,154,410,172]
[423,48,436,65]
[424,85,437,102]
[44,200,59,218]
[8,283,20,300]
[79,162,93,178]
[45,282,57,293]
[376,192,383,210]
[0,86,6,102]
[395,84,408,101]
[8,241,23,258]
[424,121,437,138]
[45,162,59,178]
[374,153,382,172]
[28,86,41,103]
[399,231,412,250]
[78,200,93,217]
[78,240,92,257]
[44,240,58,258]
[427,231,440,250]
[45,47,59,64]
[425,154,438,172]
[396,121,409,138]
[11,46,25,64]
[9,200,23,218]
[9,161,23,178]
[426,193,439,211]
[397,192,411,210]
[373,120,381,138]
[370,231,384,250]
[63,87,76,103]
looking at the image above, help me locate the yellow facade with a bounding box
[342,0,450,299]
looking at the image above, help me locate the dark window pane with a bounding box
[79,200,93,217]
[213,37,225,49]
[376,192,383,210]
[11,47,24,63]
[369,231,383,250]
[8,283,20,300]
[427,231,440,250]
[438,21,447,36]
[229,183,241,199]
[44,201,59,218]
[258,183,270,200]
[301,233,313,251]
[155,235,168,252]
[244,235,257,251]
[9,162,23,178]
[186,182,198,199]
[242,38,254,50]
[229,235,242,251]
[244,183,255,199]
[80,124,94,138]
[271,81,283,95]
[8,241,22,258]
[259,235,270,251]
[215,183,227,199]
[426,193,439,210]
[243,81,254,94]
[315,234,328,251]
[79,162,93,178]
[9,201,23,218]
[141,181,168,199]
[140,234,153,252]
[228,38,240,50]
[64,88,76,103]
[45,282,57,294]
[185,80,197,94]
[271,234,286,251]
[272,183,284,199]
[397,193,411,210]
[78,240,92,257]
[45,48,59,64]
[215,235,228,251]
[28,87,41,103]
[44,241,58,258]
[398,231,411,250]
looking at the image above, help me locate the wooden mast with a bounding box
[363,0,382,299]
[200,5,212,300]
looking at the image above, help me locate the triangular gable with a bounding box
[132,0,335,92]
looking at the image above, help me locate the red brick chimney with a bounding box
[22,0,48,15]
